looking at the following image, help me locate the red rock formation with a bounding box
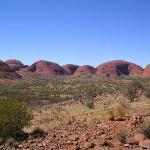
[5,59,27,71]
[27,60,65,76]
[62,64,79,75]
[0,60,21,79]
[142,64,150,78]
[74,65,96,76]
[96,60,143,78]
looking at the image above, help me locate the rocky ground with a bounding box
[3,112,150,150]
[1,93,150,150]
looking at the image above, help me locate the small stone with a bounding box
[67,141,73,144]
[71,136,79,141]
[139,139,150,149]
[127,138,139,145]
[49,146,57,150]
[73,141,79,145]
[134,133,145,143]
[38,143,43,147]
[70,145,80,150]
[0,145,4,149]
[18,144,23,148]
[124,144,129,147]
[42,142,47,147]
[115,117,125,121]
[97,131,105,136]
[83,142,95,149]
[52,134,57,138]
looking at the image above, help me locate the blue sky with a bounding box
[0,0,150,67]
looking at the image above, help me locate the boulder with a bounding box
[96,60,143,78]
[27,60,65,76]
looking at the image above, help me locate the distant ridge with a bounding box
[0,59,149,79]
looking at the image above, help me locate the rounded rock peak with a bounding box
[27,60,65,76]
[96,60,143,78]
[62,64,79,75]
[74,65,96,76]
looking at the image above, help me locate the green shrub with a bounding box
[122,80,144,102]
[85,101,95,109]
[117,129,127,144]
[140,121,150,139]
[116,107,126,118]
[14,131,29,141]
[0,100,32,141]
[85,92,97,98]
[100,140,112,147]
[106,99,130,120]
[108,110,115,121]
[30,127,46,138]
[116,99,130,117]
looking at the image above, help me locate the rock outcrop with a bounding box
[27,60,65,76]
[96,60,143,78]
[142,64,150,78]
[62,64,79,75]
[5,59,27,71]
[0,60,21,79]
[74,65,96,76]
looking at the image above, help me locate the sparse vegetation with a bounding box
[121,79,147,102]
[0,77,111,106]
[116,99,130,117]
[117,129,127,144]
[100,140,112,147]
[108,110,115,121]
[85,101,95,109]
[140,121,150,139]
[1,77,149,107]
[105,98,131,120]
[31,127,46,138]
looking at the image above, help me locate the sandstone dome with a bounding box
[96,60,143,78]
[74,65,96,76]
[27,60,65,76]
[62,64,79,75]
